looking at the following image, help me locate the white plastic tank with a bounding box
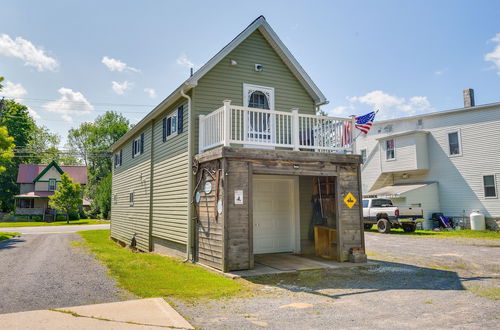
[470,210,486,231]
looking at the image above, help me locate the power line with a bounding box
[0,95,156,107]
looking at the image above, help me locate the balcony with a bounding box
[198,100,355,154]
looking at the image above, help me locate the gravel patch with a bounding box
[0,232,130,314]
[174,234,499,329]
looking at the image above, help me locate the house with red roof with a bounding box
[15,160,88,220]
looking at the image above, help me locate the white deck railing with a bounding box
[199,100,355,153]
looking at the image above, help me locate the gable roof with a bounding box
[17,162,88,184]
[110,16,327,152]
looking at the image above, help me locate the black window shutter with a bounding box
[132,141,135,158]
[119,149,123,165]
[162,117,167,142]
[177,105,184,133]
[140,133,144,154]
[166,117,172,136]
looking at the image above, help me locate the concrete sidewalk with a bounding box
[0,298,193,329]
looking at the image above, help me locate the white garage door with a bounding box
[253,175,296,254]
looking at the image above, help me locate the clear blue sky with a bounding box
[1,0,499,143]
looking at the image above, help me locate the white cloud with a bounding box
[28,107,41,120]
[42,88,94,122]
[176,54,195,68]
[144,88,157,98]
[434,70,443,76]
[2,81,27,99]
[348,90,404,111]
[111,81,132,95]
[489,33,500,43]
[326,105,354,117]
[102,56,140,72]
[0,34,58,71]
[484,33,500,75]
[337,90,433,120]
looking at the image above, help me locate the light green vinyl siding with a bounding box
[151,100,190,245]
[192,30,316,153]
[111,125,152,252]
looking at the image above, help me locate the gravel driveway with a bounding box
[0,232,128,314]
[174,233,500,329]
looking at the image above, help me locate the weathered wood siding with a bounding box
[192,29,316,153]
[194,159,225,270]
[337,164,364,261]
[151,100,190,248]
[111,124,152,252]
[225,160,252,271]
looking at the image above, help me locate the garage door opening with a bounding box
[252,175,299,254]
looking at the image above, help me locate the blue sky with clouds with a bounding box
[1,0,499,143]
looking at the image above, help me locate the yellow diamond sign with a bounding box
[343,192,357,208]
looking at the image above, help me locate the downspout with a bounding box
[180,88,194,262]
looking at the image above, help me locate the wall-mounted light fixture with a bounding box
[230,59,238,66]
[255,64,264,72]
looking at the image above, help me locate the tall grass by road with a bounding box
[0,232,20,241]
[0,219,109,228]
[367,226,499,239]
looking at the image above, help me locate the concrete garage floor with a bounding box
[229,254,375,277]
[174,233,500,329]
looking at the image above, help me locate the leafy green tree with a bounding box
[0,126,15,173]
[48,173,82,223]
[0,99,36,212]
[26,125,81,165]
[93,173,112,219]
[67,111,129,218]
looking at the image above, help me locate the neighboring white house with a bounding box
[355,89,500,228]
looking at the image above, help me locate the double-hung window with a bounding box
[448,131,461,156]
[483,175,497,198]
[132,134,144,158]
[386,139,395,160]
[114,149,122,168]
[162,106,184,142]
[49,178,57,191]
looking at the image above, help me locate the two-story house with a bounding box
[356,89,500,229]
[109,16,365,272]
[15,160,88,220]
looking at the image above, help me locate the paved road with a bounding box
[0,223,110,234]
[175,232,500,329]
[0,230,127,314]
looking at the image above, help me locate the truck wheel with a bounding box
[402,224,416,232]
[377,219,391,233]
[364,224,373,230]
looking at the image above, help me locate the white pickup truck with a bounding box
[363,198,424,233]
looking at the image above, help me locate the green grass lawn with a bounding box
[0,219,110,227]
[76,230,245,300]
[366,226,499,239]
[0,232,20,241]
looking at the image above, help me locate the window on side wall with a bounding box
[114,149,122,168]
[483,175,497,198]
[49,178,57,191]
[129,191,134,206]
[448,131,461,156]
[386,139,395,160]
[162,106,184,142]
[132,134,144,158]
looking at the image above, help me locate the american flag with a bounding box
[355,111,376,134]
